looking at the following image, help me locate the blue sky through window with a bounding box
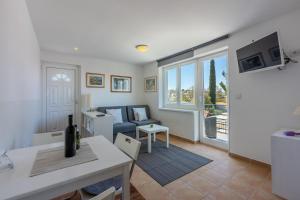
[167,55,227,90]
[181,63,195,89]
[167,68,176,90]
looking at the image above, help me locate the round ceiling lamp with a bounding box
[135,44,149,53]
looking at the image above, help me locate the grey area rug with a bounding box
[136,140,212,186]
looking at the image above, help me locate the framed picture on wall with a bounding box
[110,75,132,93]
[144,76,157,92]
[86,73,105,88]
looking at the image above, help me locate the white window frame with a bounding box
[163,65,178,107]
[162,60,198,110]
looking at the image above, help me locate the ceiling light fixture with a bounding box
[73,47,79,52]
[135,44,149,53]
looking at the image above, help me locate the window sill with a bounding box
[158,107,198,113]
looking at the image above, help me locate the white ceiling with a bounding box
[26,0,300,66]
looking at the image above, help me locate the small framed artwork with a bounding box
[86,73,105,88]
[111,75,132,93]
[144,76,157,92]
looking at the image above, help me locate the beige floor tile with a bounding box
[208,186,246,200]
[198,168,228,186]
[209,164,242,179]
[180,171,199,183]
[249,189,284,200]
[131,167,153,188]
[227,157,251,168]
[164,179,187,191]
[193,165,210,175]
[224,176,257,199]
[184,174,219,195]
[231,170,265,186]
[246,163,270,179]
[260,179,273,194]
[165,180,204,200]
[138,181,172,200]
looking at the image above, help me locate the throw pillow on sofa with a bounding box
[134,111,139,121]
[106,109,123,124]
[133,108,148,121]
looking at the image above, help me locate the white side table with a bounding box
[82,111,114,142]
[271,130,300,200]
[136,124,169,153]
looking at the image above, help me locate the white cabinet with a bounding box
[271,130,300,200]
[82,111,114,142]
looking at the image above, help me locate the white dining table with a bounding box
[0,135,132,200]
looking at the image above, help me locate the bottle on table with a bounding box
[75,125,80,150]
[65,114,76,157]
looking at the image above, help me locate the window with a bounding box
[163,61,196,108]
[166,67,177,104]
[180,63,195,104]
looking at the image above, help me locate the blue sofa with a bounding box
[96,105,160,139]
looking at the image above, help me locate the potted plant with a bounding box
[204,106,217,139]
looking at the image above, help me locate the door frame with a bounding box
[198,50,230,150]
[41,61,81,133]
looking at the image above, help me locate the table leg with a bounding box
[153,133,156,142]
[166,129,169,148]
[148,133,152,153]
[136,128,139,140]
[122,164,130,200]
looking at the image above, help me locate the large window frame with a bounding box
[162,60,198,109]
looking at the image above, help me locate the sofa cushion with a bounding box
[131,119,161,126]
[113,122,136,134]
[127,105,151,122]
[106,108,123,124]
[97,106,128,122]
[133,107,148,121]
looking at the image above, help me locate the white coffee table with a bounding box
[136,124,169,153]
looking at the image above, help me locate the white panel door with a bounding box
[46,67,75,132]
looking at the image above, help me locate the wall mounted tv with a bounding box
[236,32,284,73]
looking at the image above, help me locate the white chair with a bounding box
[32,131,65,146]
[83,133,141,196]
[89,187,115,200]
[114,133,141,176]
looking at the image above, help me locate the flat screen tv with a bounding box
[236,32,284,73]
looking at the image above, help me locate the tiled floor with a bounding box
[131,134,283,200]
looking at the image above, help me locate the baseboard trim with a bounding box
[228,152,271,168]
[166,134,228,152]
[167,133,197,144]
[199,141,228,152]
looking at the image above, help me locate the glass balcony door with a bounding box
[199,51,229,149]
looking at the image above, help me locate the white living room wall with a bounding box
[41,51,145,107]
[0,0,41,149]
[144,9,300,164]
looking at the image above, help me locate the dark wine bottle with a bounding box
[75,125,80,150]
[65,115,76,157]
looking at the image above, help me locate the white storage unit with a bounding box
[271,130,300,200]
[82,111,114,142]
